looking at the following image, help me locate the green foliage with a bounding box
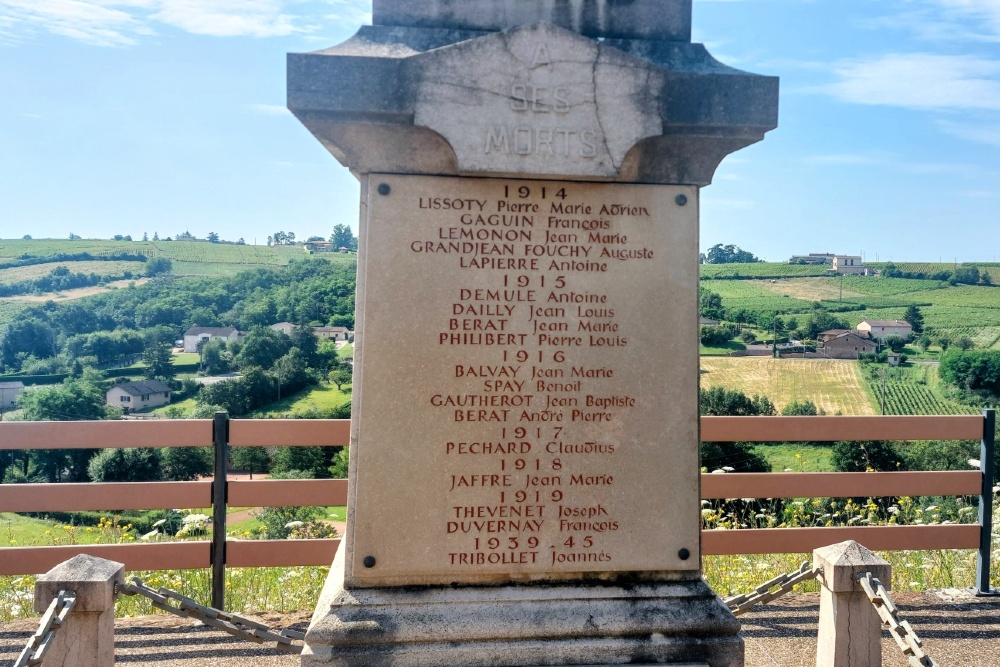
[329,224,358,251]
[699,288,724,320]
[251,470,323,539]
[700,325,734,346]
[234,328,291,371]
[705,244,760,264]
[699,387,773,473]
[831,441,904,472]
[328,368,352,390]
[904,304,925,334]
[883,335,908,352]
[88,448,164,482]
[144,257,172,276]
[18,374,109,421]
[231,447,271,478]
[939,349,1000,394]
[271,446,326,478]
[199,338,230,375]
[161,447,212,481]
[781,400,825,416]
[1,319,57,371]
[328,449,349,479]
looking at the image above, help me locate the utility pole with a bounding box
[880,368,886,415]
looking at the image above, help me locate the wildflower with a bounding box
[968,459,981,468]
[285,521,305,529]
[153,519,167,528]
[140,530,159,541]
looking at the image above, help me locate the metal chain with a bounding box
[14,590,77,667]
[723,561,823,616]
[858,572,940,667]
[116,577,305,654]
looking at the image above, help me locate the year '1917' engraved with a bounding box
[352,174,698,583]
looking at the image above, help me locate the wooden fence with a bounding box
[0,412,995,606]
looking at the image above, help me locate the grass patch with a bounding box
[699,357,875,415]
[247,382,351,418]
[337,343,354,359]
[699,340,747,356]
[755,444,834,472]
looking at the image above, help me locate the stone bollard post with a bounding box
[34,554,125,667]
[813,540,891,667]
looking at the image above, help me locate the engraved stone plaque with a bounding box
[347,174,700,587]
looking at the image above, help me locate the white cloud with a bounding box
[0,0,152,46]
[251,103,290,116]
[866,1,1000,42]
[816,53,1000,112]
[803,152,988,176]
[938,119,1000,148]
[0,0,369,45]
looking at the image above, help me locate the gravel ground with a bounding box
[2,591,997,666]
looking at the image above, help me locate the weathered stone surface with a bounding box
[373,0,693,41]
[35,553,124,613]
[303,546,740,667]
[814,541,891,667]
[287,21,778,184]
[33,555,123,667]
[343,174,700,588]
[814,540,891,593]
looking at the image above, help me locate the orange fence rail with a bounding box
[0,412,995,602]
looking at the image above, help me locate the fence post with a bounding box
[814,540,891,667]
[975,408,997,596]
[33,554,124,667]
[211,411,229,610]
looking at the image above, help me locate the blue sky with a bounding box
[0,1,997,263]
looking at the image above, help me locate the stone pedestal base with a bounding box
[303,549,742,667]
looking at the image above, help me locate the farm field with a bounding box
[0,239,302,263]
[700,262,829,279]
[699,357,876,415]
[0,260,146,284]
[0,278,149,305]
[858,363,977,416]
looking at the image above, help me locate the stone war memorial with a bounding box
[288,1,778,665]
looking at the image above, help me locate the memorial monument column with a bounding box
[288,2,778,665]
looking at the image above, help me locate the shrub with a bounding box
[88,448,164,482]
[832,440,904,472]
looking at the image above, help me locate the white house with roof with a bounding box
[857,320,913,341]
[830,255,867,275]
[183,326,240,353]
[313,326,351,341]
[106,379,172,412]
[0,381,25,410]
[270,322,296,335]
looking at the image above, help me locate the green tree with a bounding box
[143,338,175,381]
[699,387,772,473]
[272,446,325,478]
[207,232,220,243]
[231,447,271,479]
[329,224,358,250]
[903,305,925,334]
[705,244,760,264]
[144,257,172,277]
[328,448,349,478]
[161,447,212,481]
[1,319,57,370]
[88,448,164,482]
[289,326,319,367]
[883,335,908,353]
[233,328,291,371]
[781,400,825,416]
[199,338,230,375]
[699,288,724,320]
[831,441,903,472]
[329,368,352,391]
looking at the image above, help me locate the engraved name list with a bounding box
[350,175,699,586]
